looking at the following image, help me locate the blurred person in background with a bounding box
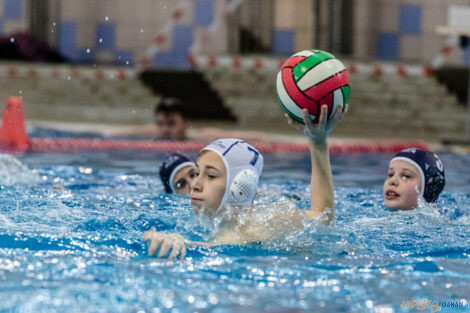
[154,97,188,140]
[108,97,189,140]
[111,96,270,143]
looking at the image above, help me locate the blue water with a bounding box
[0,148,469,313]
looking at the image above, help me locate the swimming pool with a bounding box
[0,147,469,313]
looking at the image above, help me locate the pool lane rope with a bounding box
[24,137,428,154]
[0,97,428,154]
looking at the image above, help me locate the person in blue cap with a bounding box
[383,148,445,210]
[159,153,196,195]
[144,103,348,259]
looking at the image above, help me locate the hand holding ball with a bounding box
[276,50,350,124]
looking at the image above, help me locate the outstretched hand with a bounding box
[143,228,187,260]
[285,103,348,145]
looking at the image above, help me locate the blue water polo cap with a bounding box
[390,148,445,203]
[159,153,195,193]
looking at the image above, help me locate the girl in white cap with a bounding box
[144,104,347,259]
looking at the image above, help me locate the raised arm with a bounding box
[286,103,348,225]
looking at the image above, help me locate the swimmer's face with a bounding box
[190,151,226,215]
[155,112,187,140]
[383,160,422,210]
[172,165,196,195]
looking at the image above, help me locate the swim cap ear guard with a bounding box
[390,148,445,203]
[229,169,260,203]
[201,138,264,213]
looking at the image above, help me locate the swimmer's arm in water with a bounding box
[188,207,306,247]
[187,229,256,247]
[144,224,287,259]
[144,230,187,259]
[286,104,348,226]
[143,228,252,259]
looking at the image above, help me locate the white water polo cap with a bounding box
[201,139,264,212]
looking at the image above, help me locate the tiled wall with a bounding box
[0,0,28,35]
[272,0,470,65]
[354,0,469,64]
[1,0,470,66]
[0,0,226,67]
[272,0,312,56]
[52,0,227,67]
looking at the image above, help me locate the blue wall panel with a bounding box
[76,49,95,63]
[273,30,294,55]
[463,41,470,65]
[4,0,22,20]
[0,20,3,34]
[95,23,115,50]
[115,50,134,65]
[400,5,422,35]
[153,51,174,67]
[377,33,399,60]
[59,22,78,59]
[173,53,191,68]
[172,25,193,52]
[194,0,214,26]
[153,52,190,68]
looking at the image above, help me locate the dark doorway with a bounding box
[314,0,354,55]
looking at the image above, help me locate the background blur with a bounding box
[1,0,470,141]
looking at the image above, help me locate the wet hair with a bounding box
[390,148,445,203]
[154,97,187,119]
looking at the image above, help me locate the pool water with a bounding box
[0,149,469,313]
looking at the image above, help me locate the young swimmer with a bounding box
[144,104,347,259]
[159,153,196,195]
[383,148,445,210]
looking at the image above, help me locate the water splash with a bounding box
[0,154,40,185]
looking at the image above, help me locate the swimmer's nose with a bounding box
[388,174,399,186]
[191,174,202,192]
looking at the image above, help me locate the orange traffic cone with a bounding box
[0,97,31,149]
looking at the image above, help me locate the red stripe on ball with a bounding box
[282,68,318,114]
[303,70,349,102]
[282,56,306,68]
[317,92,333,122]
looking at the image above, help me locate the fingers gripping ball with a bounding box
[276,49,350,123]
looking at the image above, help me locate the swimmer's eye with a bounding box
[189,172,197,179]
[208,175,216,179]
[174,179,187,190]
